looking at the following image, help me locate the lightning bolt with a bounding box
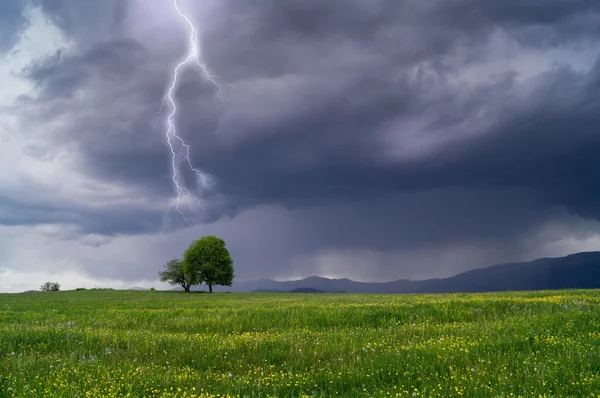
[155,0,223,228]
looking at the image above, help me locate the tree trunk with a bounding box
[209,284,213,293]
[184,285,190,292]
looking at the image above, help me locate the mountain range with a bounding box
[204,251,600,293]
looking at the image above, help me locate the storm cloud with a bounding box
[1,0,600,290]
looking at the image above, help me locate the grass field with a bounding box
[1,290,599,397]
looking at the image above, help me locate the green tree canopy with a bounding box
[158,258,194,292]
[183,235,235,293]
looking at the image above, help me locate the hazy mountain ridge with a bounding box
[211,251,600,293]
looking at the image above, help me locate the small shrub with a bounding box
[40,282,60,292]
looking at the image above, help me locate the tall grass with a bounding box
[1,290,599,397]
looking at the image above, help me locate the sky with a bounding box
[1,0,600,292]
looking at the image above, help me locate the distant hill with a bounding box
[289,287,341,293]
[252,287,331,293]
[225,251,600,293]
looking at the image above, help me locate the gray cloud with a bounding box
[0,0,29,53]
[14,0,600,219]
[3,0,600,286]
[32,0,127,45]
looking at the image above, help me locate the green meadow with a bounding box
[1,290,599,397]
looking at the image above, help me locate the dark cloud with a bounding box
[432,60,600,214]
[18,0,600,216]
[4,0,600,283]
[0,195,161,236]
[18,38,173,192]
[195,0,600,220]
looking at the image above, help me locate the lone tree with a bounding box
[158,258,194,292]
[40,282,60,292]
[183,235,234,293]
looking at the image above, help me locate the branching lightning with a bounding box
[156,0,222,228]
